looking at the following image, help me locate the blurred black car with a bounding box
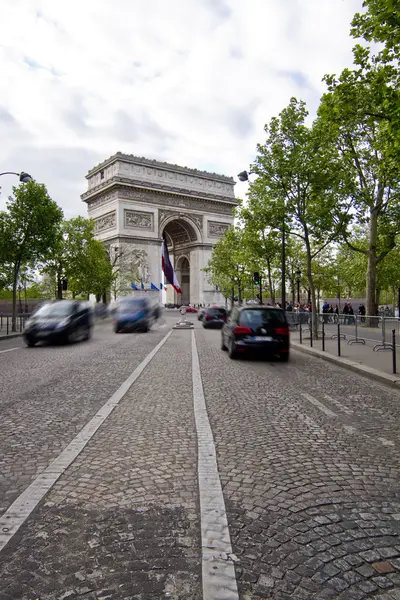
[221,306,290,361]
[23,300,93,347]
[114,297,155,333]
[202,307,227,328]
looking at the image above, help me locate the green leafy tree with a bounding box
[1,181,63,330]
[237,197,281,304]
[319,68,400,317]
[251,98,350,336]
[205,227,255,306]
[42,217,112,300]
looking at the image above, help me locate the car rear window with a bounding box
[119,299,148,313]
[206,308,226,316]
[239,309,286,327]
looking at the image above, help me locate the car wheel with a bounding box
[26,339,36,347]
[280,352,290,362]
[221,335,227,351]
[228,339,237,359]
[67,330,78,344]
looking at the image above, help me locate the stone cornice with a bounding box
[81,177,237,205]
[86,152,235,184]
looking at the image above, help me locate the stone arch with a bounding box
[161,218,201,306]
[159,215,202,247]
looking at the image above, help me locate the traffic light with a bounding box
[253,271,260,285]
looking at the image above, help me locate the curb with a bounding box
[291,341,400,388]
[0,333,22,341]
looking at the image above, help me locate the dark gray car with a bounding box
[23,300,93,347]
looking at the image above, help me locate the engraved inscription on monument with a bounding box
[124,210,153,230]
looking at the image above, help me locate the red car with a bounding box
[185,306,198,313]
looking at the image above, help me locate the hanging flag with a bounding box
[131,283,139,290]
[161,233,182,294]
[141,280,145,290]
[160,283,163,290]
[151,283,159,291]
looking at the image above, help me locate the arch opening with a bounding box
[162,218,199,306]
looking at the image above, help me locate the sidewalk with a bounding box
[291,329,400,386]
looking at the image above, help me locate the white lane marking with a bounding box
[301,393,337,417]
[0,330,172,554]
[191,331,239,600]
[0,347,19,355]
[324,393,354,415]
[343,426,395,448]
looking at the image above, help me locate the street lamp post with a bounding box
[295,268,301,304]
[238,170,286,308]
[0,171,33,183]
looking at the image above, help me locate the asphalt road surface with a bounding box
[1,311,400,600]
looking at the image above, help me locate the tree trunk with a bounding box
[57,273,63,300]
[238,280,242,306]
[12,271,18,332]
[375,287,381,308]
[366,206,378,321]
[266,258,275,304]
[305,234,318,339]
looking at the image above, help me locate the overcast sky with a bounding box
[0,0,364,218]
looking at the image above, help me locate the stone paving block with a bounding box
[0,331,202,599]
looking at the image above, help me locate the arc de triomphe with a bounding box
[81,153,237,305]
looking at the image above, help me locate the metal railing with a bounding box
[293,312,399,374]
[0,313,31,336]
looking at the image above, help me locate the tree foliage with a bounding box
[0,181,63,329]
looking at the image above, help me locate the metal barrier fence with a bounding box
[291,312,399,374]
[0,313,31,336]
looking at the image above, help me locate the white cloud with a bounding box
[0,0,364,216]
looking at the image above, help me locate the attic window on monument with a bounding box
[100,170,105,180]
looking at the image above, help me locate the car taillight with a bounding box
[275,327,289,335]
[234,326,252,335]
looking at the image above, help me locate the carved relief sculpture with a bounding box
[94,211,116,232]
[124,210,153,230]
[208,221,231,237]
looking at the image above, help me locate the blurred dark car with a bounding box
[202,307,227,328]
[114,297,154,333]
[94,303,108,319]
[221,306,290,361]
[23,300,93,347]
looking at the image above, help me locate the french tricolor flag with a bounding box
[162,233,182,294]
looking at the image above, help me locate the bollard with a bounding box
[337,321,341,357]
[299,323,302,344]
[0,313,2,329]
[322,322,325,351]
[6,316,9,335]
[393,329,397,375]
[310,325,313,348]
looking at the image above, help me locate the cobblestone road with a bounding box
[1,313,400,599]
